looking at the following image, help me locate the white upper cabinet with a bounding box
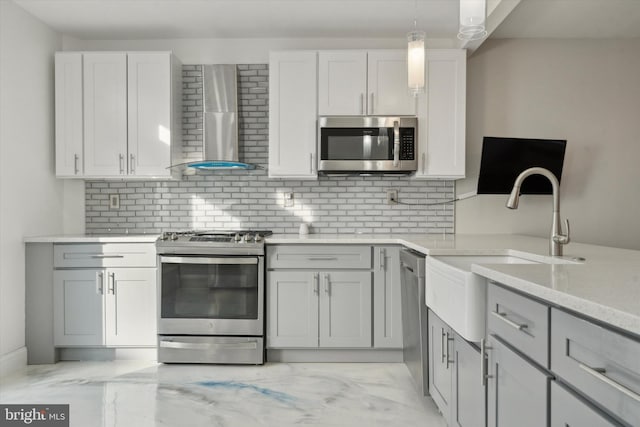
[55,51,182,179]
[414,49,467,179]
[54,53,84,176]
[318,51,367,116]
[268,50,318,179]
[367,50,416,116]
[318,50,415,116]
[83,52,128,176]
[127,53,172,177]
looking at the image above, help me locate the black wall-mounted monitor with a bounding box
[477,137,567,195]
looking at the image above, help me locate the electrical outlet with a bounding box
[386,189,398,205]
[109,194,120,209]
[284,192,294,207]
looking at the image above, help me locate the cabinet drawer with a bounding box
[551,381,621,427]
[267,245,371,269]
[487,282,549,368]
[551,308,640,427]
[54,243,156,268]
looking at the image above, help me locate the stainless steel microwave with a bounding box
[318,116,418,174]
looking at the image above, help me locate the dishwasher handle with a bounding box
[399,249,425,278]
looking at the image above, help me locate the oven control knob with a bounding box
[243,233,253,243]
[255,234,263,242]
[170,233,178,241]
[234,233,242,242]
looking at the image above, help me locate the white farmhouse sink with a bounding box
[425,255,539,342]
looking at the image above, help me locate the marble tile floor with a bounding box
[0,361,447,427]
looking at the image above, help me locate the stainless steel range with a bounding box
[156,230,272,364]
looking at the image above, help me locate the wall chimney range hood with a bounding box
[183,64,257,171]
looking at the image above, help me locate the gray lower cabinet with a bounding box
[266,244,403,351]
[267,270,372,348]
[453,335,485,427]
[51,244,157,349]
[373,246,403,348]
[551,308,640,426]
[429,309,452,420]
[429,309,485,427]
[486,335,551,427]
[485,281,640,427]
[53,267,157,347]
[551,381,621,427]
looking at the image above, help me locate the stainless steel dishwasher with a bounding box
[400,248,429,396]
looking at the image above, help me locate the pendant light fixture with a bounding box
[458,0,488,41]
[407,1,425,96]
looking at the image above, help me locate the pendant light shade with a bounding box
[407,30,425,96]
[458,0,488,41]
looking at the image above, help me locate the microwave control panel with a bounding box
[399,128,415,160]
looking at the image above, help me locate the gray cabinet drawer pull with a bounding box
[91,254,125,259]
[307,257,338,261]
[579,363,640,403]
[491,310,528,331]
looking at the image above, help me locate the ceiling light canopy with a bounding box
[458,0,488,41]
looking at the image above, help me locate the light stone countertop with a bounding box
[24,232,640,337]
[24,234,159,243]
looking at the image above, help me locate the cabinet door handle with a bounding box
[96,272,104,295]
[130,154,136,174]
[492,310,528,331]
[119,154,125,174]
[74,154,80,175]
[108,272,115,294]
[421,153,426,174]
[579,363,640,403]
[379,248,386,271]
[313,273,319,295]
[480,338,493,386]
[445,331,454,369]
[307,257,338,261]
[310,153,314,174]
[441,328,446,363]
[324,274,330,296]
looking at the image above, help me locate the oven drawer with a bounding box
[54,243,156,268]
[487,282,549,368]
[551,308,640,427]
[158,336,264,364]
[267,245,372,269]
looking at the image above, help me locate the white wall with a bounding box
[457,38,640,250]
[0,1,67,375]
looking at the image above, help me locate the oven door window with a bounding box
[320,127,393,160]
[161,258,259,320]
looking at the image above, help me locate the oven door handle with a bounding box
[160,340,259,350]
[159,256,258,265]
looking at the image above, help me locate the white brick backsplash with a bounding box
[85,64,455,235]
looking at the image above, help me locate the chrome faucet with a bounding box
[506,167,570,256]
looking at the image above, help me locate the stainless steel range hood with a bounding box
[186,64,256,171]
